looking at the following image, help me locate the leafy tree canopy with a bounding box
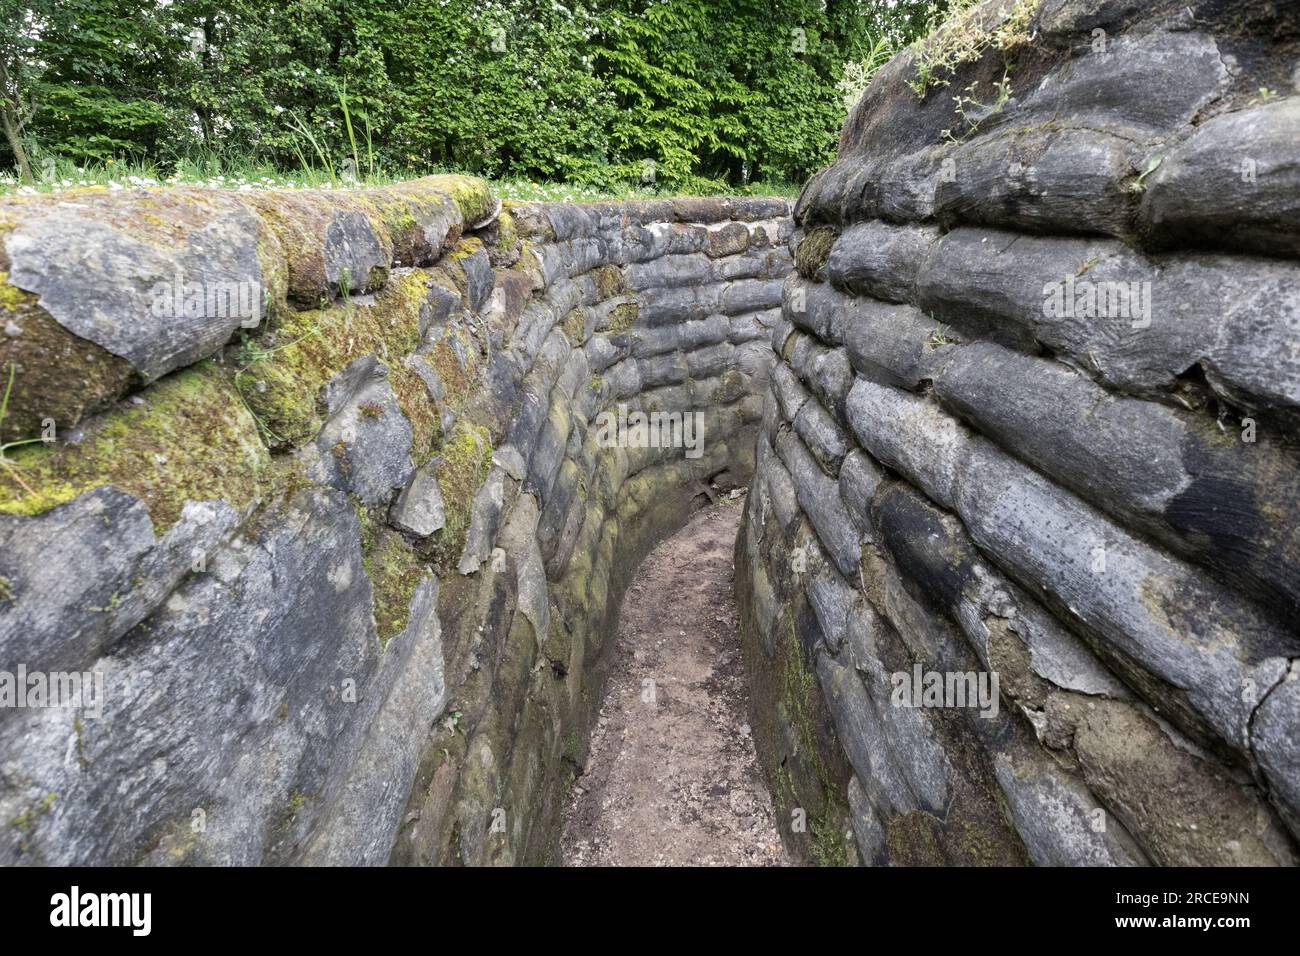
[1,0,949,189]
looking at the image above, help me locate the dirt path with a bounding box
[560,496,786,866]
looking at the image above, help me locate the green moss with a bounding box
[361,522,429,646]
[770,603,858,867]
[448,236,484,264]
[0,271,31,312]
[366,530,426,642]
[495,209,518,254]
[433,421,493,559]
[781,621,823,779]
[809,812,849,867]
[238,177,493,304]
[885,810,946,864]
[241,190,389,302]
[0,361,271,531]
[561,307,589,344]
[390,365,441,465]
[563,730,581,763]
[0,271,136,444]
[0,574,12,604]
[606,301,638,333]
[237,269,434,447]
[352,191,424,264]
[795,227,837,279]
[8,792,56,833]
[71,715,87,767]
[418,323,482,440]
[593,264,626,300]
[444,237,486,302]
[952,816,1015,865]
[88,590,123,613]
[353,492,379,547]
[713,368,744,403]
[422,174,495,226]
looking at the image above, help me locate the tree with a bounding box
[0,0,49,181]
[0,0,952,188]
[27,0,178,165]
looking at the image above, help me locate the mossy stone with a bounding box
[0,361,270,532]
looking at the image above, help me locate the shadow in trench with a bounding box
[559,492,787,866]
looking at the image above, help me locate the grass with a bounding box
[925,324,958,349]
[0,154,800,202]
[1128,154,1164,194]
[0,364,50,464]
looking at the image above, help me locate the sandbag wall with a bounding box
[0,176,791,865]
[736,0,1300,866]
[392,196,790,865]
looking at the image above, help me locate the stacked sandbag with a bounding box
[737,0,1300,866]
[0,178,794,866]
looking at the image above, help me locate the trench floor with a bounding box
[559,494,787,866]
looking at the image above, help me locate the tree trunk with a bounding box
[0,57,35,183]
[0,104,33,183]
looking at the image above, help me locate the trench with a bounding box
[5,2,1298,872]
[559,495,786,866]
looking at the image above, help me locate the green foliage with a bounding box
[6,0,180,166]
[1,0,948,191]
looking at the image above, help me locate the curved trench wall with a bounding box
[0,175,791,865]
[736,0,1300,866]
[4,0,1297,872]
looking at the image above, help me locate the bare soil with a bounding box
[560,496,786,866]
